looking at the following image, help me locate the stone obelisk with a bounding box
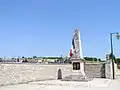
[72,29,83,59]
[62,29,91,81]
[71,29,85,76]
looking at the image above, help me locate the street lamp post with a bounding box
[110,32,120,79]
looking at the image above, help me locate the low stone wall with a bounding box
[0,63,72,86]
[84,63,105,78]
[0,63,106,86]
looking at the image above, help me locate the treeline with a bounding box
[21,56,62,59]
[42,57,62,59]
[1,55,120,64]
[115,58,120,64]
[83,57,103,62]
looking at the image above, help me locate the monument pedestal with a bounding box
[62,59,92,82]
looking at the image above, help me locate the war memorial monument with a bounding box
[62,29,92,81]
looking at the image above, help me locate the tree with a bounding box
[109,53,116,61]
[28,57,32,59]
[0,57,2,62]
[84,57,102,62]
[93,58,97,61]
[12,57,15,60]
[84,57,93,61]
[98,58,101,62]
[22,56,25,58]
[17,58,19,62]
[115,58,120,64]
[33,56,37,59]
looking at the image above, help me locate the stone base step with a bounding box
[62,75,93,82]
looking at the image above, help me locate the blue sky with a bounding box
[0,0,120,59]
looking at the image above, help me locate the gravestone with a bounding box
[62,29,92,81]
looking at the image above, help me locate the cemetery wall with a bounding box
[0,63,106,86]
[84,63,106,78]
[0,63,72,86]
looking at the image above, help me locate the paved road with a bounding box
[0,79,120,90]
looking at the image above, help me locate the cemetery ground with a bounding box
[0,69,120,90]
